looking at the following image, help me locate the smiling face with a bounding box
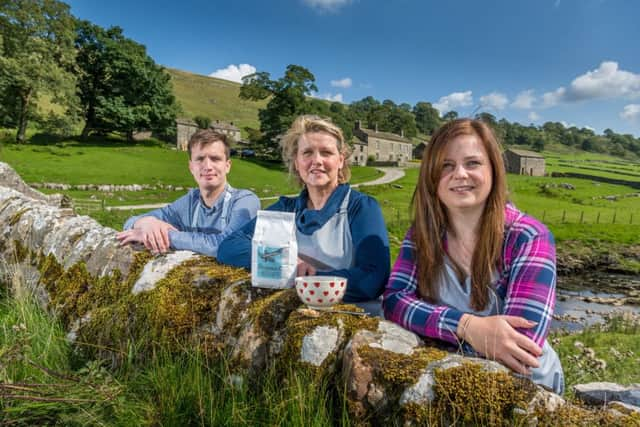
[294,131,345,193]
[188,141,231,194]
[436,133,493,215]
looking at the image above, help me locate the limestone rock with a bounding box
[573,382,640,407]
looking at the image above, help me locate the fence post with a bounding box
[542,210,546,222]
[613,210,617,224]
[596,212,600,224]
[631,213,634,225]
[101,199,105,211]
[580,211,584,224]
[562,210,566,223]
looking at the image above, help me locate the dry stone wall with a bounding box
[0,161,637,425]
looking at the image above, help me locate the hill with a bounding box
[167,68,266,135]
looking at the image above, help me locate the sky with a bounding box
[65,0,640,137]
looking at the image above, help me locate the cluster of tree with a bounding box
[0,0,179,143]
[476,113,640,158]
[239,65,441,153]
[241,65,640,159]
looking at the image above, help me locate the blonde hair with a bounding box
[412,118,507,311]
[280,115,351,186]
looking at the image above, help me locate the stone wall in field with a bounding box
[0,161,637,425]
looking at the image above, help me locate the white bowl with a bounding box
[295,276,347,310]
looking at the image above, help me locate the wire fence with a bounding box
[385,207,638,228]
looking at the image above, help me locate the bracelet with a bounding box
[459,315,473,342]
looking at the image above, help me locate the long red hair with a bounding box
[411,118,507,310]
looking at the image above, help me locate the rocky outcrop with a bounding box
[1,161,638,425]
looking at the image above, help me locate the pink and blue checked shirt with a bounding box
[383,204,556,348]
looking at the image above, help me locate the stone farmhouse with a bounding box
[504,148,545,176]
[349,121,413,166]
[176,119,242,151]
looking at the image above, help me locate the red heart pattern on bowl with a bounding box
[295,276,347,309]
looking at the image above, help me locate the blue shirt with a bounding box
[217,184,390,302]
[123,185,260,257]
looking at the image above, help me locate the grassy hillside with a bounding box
[167,68,266,135]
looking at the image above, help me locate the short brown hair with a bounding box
[280,115,351,186]
[188,129,231,159]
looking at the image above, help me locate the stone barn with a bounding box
[350,121,413,166]
[504,148,545,176]
[176,119,198,151]
[176,119,242,151]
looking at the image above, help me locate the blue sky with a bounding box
[66,0,640,136]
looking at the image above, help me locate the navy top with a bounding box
[218,184,390,302]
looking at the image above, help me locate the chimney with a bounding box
[401,129,404,138]
[375,123,378,132]
[355,120,361,130]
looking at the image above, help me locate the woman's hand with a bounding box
[296,259,317,276]
[457,314,543,375]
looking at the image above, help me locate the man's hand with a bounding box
[457,314,543,375]
[296,259,317,277]
[116,217,177,254]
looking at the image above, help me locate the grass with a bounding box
[0,263,344,426]
[2,268,638,425]
[0,137,382,205]
[167,68,266,135]
[551,313,640,393]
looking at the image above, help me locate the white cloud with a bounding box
[569,61,640,100]
[302,0,352,12]
[542,61,640,107]
[479,92,508,110]
[620,104,640,122]
[433,91,473,114]
[323,93,343,103]
[528,112,540,122]
[512,90,536,109]
[209,64,256,83]
[542,87,566,107]
[330,77,352,88]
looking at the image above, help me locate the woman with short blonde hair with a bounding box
[219,115,389,314]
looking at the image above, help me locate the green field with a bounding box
[1,139,638,249]
[544,151,640,180]
[168,68,266,135]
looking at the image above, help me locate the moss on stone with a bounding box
[359,345,447,386]
[429,362,536,426]
[532,399,640,426]
[281,306,380,376]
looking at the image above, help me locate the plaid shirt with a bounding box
[383,204,556,348]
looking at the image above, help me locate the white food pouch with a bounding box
[251,210,298,288]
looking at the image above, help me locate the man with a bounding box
[116,129,260,257]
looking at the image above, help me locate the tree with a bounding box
[75,21,179,139]
[413,101,441,134]
[240,64,317,146]
[194,115,211,129]
[442,110,458,122]
[0,0,78,142]
[532,137,545,152]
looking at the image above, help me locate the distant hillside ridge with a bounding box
[167,68,267,137]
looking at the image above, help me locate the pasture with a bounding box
[1,138,638,248]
